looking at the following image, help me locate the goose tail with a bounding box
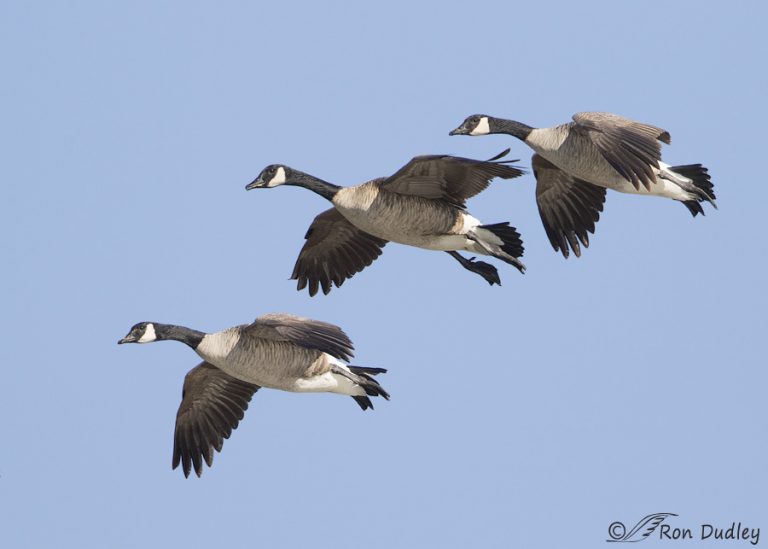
[669,164,717,216]
[472,222,526,273]
[338,365,390,411]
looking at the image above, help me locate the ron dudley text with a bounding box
[659,522,760,545]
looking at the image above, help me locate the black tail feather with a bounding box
[348,366,387,376]
[342,366,390,411]
[672,164,717,216]
[478,222,526,273]
[682,200,705,217]
[478,222,524,258]
[352,395,374,410]
[355,372,391,400]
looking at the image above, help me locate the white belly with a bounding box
[414,234,474,250]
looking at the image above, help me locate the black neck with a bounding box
[491,118,534,141]
[155,324,205,349]
[288,172,341,201]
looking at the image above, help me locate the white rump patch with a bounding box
[138,323,157,343]
[293,356,363,396]
[267,166,287,187]
[659,161,689,185]
[470,116,491,136]
[460,213,481,234]
[294,372,338,393]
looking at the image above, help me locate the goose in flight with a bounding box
[246,150,526,294]
[450,112,716,258]
[118,313,388,477]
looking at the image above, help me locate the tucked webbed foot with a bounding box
[446,251,501,286]
[467,257,502,285]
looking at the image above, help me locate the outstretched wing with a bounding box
[380,151,525,209]
[572,112,670,190]
[532,154,606,258]
[246,312,354,361]
[291,208,387,297]
[173,362,260,478]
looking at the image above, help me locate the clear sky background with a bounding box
[2,1,765,547]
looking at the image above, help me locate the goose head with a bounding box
[118,322,158,344]
[246,164,340,201]
[246,164,295,190]
[449,114,492,136]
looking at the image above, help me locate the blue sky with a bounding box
[1,1,765,547]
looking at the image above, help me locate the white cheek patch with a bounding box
[267,166,287,187]
[470,117,490,135]
[138,323,157,343]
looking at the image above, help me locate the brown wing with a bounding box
[572,112,671,191]
[533,154,606,259]
[246,312,354,361]
[172,362,259,478]
[379,151,525,209]
[290,208,387,297]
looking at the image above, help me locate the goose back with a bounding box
[332,180,461,244]
[526,113,671,192]
[196,328,327,391]
[527,123,625,187]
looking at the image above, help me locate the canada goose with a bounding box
[118,313,389,477]
[246,151,526,294]
[450,113,716,258]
